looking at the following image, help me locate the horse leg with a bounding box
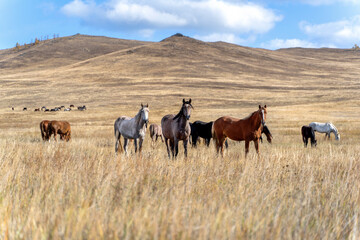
[134,138,138,153]
[115,131,122,153]
[170,140,175,158]
[139,137,144,153]
[164,138,171,159]
[160,135,164,142]
[123,138,129,155]
[219,137,227,157]
[303,136,307,148]
[183,140,188,158]
[205,138,210,147]
[245,141,250,158]
[260,136,263,143]
[174,139,179,158]
[254,139,260,156]
[225,139,229,149]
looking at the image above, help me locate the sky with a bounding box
[1,0,360,50]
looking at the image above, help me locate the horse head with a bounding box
[259,105,267,127]
[140,103,150,127]
[182,98,194,120]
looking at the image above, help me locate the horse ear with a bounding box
[189,99,191,104]
[141,103,143,108]
[264,105,267,108]
[259,105,261,109]
[183,99,185,104]
[146,103,148,107]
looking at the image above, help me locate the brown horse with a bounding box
[149,124,164,144]
[47,120,71,142]
[40,120,50,141]
[161,99,193,158]
[212,105,267,157]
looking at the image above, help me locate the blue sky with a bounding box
[1,0,360,50]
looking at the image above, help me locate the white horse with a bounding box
[309,122,340,141]
[114,104,149,154]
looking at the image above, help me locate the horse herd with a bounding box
[39,99,340,158]
[14,105,86,112]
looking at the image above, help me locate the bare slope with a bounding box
[0,34,359,109]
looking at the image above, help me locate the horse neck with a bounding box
[177,114,189,129]
[243,110,262,129]
[134,110,145,129]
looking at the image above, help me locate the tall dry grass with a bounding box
[0,104,359,239]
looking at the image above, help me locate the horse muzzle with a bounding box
[186,115,190,120]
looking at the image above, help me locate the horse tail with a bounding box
[114,118,123,153]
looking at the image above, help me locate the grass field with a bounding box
[1,34,360,239]
[0,101,359,239]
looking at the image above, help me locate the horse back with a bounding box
[161,114,175,139]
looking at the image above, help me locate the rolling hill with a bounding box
[0,33,359,109]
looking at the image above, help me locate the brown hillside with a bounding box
[0,34,359,109]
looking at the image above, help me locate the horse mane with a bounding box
[243,109,260,120]
[135,107,143,125]
[173,106,183,121]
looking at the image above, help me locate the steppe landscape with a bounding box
[0,33,359,239]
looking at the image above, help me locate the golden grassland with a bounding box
[1,34,360,239]
[0,101,359,239]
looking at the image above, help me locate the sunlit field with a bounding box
[0,101,359,239]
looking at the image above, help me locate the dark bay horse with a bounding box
[161,99,193,158]
[301,126,317,147]
[47,120,71,142]
[40,120,50,141]
[190,120,213,147]
[260,125,273,144]
[212,105,267,157]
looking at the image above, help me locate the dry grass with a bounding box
[0,103,359,239]
[1,34,360,239]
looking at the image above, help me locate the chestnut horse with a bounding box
[161,99,193,158]
[47,120,71,142]
[149,123,164,143]
[212,105,267,157]
[40,120,50,141]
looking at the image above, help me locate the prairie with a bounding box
[0,34,359,239]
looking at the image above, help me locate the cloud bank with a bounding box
[62,0,282,42]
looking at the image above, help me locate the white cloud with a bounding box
[300,16,360,47]
[194,33,256,45]
[61,0,282,34]
[261,38,336,50]
[139,29,155,38]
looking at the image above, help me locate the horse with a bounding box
[47,120,71,142]
[260,125,273,144]
[34,108,40,112]
[190,120,213,147]
[40,120,50,141]
[64,108,71,111]
[23,107,27,111]
[212,105,267,157]
[149,124,164,144]
[301,126,317,147]
[309,122,340,141]
[78,105,87,111]
[114,104,149,154]
[70,104,75,108]
[161,99,193,158]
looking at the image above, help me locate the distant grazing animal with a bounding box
[190,120,213,147]
[260,125,273,144]
[34,108,40,112]
[40,120,50,141]
[60,106,65,109]
[212,105,267,157]
[64,108,71,111]
[70,104,75,108]
[11,107,14,111]
[78,105,87,111]
[23,107,27,111]
[309,122,340,141]
[47,120,71,142]
[149,124,164,143]
[161,99,193,158]
[301,126,317,147]
[44,109,50,112]
[41,106,47,111]
[50,109,56,112]
[114,104,149,154]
